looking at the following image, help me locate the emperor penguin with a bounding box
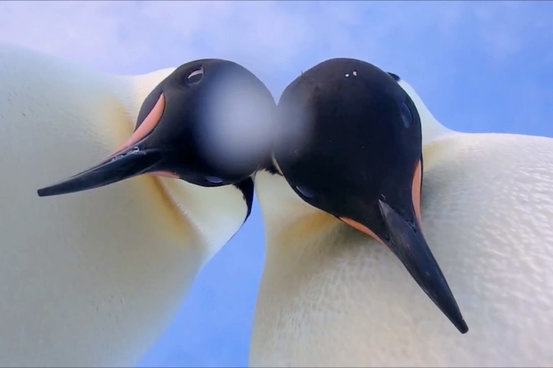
[251,58,553,366]
[0,43,274,366]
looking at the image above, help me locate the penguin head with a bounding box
[37,59,275,199]
[273,58,468,334]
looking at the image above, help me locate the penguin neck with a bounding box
[255,170,343,259]
[157,177,250,259]
[397,79,455,146]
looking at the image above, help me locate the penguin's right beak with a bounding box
[339,162,468,334]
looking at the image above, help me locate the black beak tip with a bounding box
[37,187,51,197]
[456,318,469,334]
[442,294,468,334]
[37,184,67,197]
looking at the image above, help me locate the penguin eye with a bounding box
[187,66,204,85]
[296,185,315,199]
[400,101,413,128]
[205,175,223,184]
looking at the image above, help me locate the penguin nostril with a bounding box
[187,66,204,85]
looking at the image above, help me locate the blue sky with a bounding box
[1,1,552,366]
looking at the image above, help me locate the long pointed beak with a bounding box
[378,199,468,333]
[38,91,170,197]
[37,146,165,197]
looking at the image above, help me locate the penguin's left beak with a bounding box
[37,145,167,197]
[38,93,171,197]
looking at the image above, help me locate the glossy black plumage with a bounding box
[273,58,468,333]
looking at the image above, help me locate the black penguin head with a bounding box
[275,58,420,230]
[273,58,468,334]
[37,59,275,198]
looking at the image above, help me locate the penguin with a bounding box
[251,58,553,366]
[0,43,274,366]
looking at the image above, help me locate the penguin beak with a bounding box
[341,161,468,334]
[341,203,467,333]
[380,200,468,333]
[37,93,172,197]
[37,145,168,197]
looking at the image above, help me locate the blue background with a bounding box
[1,2,552,366]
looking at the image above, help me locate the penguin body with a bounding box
[250,62,553,366]
[0,44,252,365]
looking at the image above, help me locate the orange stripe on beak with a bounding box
[412,160,422,229]
[113,93,166,154]
[340,216,384,244]
[112,93,177,179]
[340,159,423,242]
[149,170,179,178]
